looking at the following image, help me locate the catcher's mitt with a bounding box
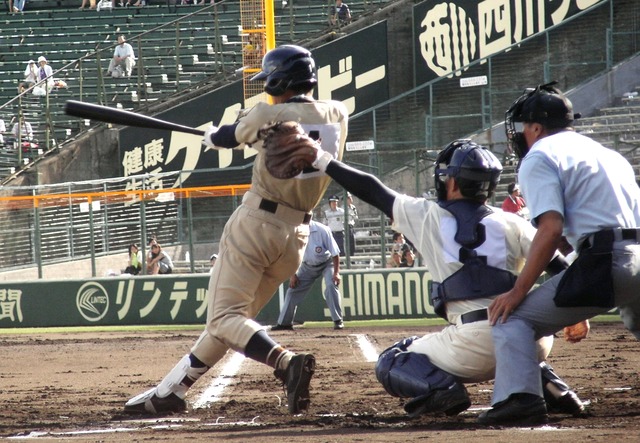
[259,121,319,179]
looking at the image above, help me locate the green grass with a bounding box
[0,314,622,334]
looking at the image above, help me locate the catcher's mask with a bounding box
[505,81,580,160]
[434,140,503,202]
[251,45,317,96]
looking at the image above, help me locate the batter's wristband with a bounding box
[312,149,333,172]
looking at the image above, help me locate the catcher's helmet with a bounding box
[251,45,317,96]
[434,140,502,202]
[505,81,579,159]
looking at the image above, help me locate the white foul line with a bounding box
[192,351,246,409]
[352,333,379,362]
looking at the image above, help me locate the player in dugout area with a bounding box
[303,138,586,419]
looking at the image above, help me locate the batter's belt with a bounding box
[243,192,312,225]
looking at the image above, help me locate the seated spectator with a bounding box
[79,0,97,9]
[12,0,25,12]
[32,56,54,96]
[330,0,351,25]
[0,118,5,145]
[501,182,529,219]
[107,35,136,78]
[209,253,218,274]
[11,117,33,141]
[147,242,173,274]
[399,244,416,268]
[19,60,38,94]
[123,243,142,275]
[387,250,402,268]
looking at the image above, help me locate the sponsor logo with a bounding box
[76,282,109,322]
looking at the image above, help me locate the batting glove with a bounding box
[203,125,224,150]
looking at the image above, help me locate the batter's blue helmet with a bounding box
[251,45,317,96]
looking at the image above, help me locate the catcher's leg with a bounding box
[540,362,585,416]
[375,337,471,418]
[124,353,209,414]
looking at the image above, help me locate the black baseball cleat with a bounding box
[333,320,344,330]
[404,382,471,418]
[546,390,585,416]
[123,388,187,414]
[284,353,316,414]
[477,393,548,426]
[271,324,294,331]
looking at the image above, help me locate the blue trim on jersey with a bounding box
[211,123,240,148]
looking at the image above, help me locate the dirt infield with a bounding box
[1,322,639,442]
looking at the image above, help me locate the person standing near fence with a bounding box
[323,195,345,256]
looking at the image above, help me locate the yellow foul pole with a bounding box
[240,0,276,106]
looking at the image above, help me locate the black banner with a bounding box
[119,22,389,189]
[413,0,606,84]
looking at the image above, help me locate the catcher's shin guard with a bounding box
[124,354,208,414]
[376,339,470,416]
[540,362,585,416]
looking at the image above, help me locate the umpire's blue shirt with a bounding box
[304,220,341,265]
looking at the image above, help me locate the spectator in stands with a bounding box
[209,253,218,274]
[345,192,358,256]
[33,56,54,96]
[399,244,416,268]
[123,243,143,275]
[18,60,38,94]
[386,231,405,268]
[0,118,5,145]
[107,36,136,78]
[12,0,25,13]
[79,0,97,9]
[501,182,529,219]
[330,0,351,26]
[11,117,33,141]
[147,242,174,275]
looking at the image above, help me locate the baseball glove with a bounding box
[259,121,319,179]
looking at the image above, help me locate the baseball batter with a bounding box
[304,139,584,417]
[124,45,348,415]
[482,83,640,426]
[272,220,343,331]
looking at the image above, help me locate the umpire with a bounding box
[272,220,344,331]
[482,82,640,426]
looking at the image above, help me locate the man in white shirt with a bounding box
[108,35,136,78]
[0,118,6,144]
[12,118,33,141]
[33,56,54,95]
[323,195,346,256]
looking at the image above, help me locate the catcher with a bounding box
[124,45,348,415]
[264,136,586,419]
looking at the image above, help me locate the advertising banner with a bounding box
[0,267,435,328]
[119,21,389,189]
[413,0,606,84]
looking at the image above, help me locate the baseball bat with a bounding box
[64,100,205,136]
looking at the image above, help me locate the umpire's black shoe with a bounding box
[271,324,294,331]
[284,353,316,414]
[477,393,548,426]
[404,382,471,418]
[546,390,585,416]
